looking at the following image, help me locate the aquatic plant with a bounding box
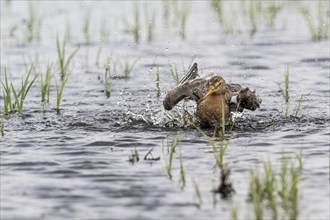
[123,3,141,44]
[0,118,4,136]
[1,68,15,115]
[293,92,311,117]
[231,206,238,220]
[104,62,111,98]
[211,0,234,34]
[26,1,42,43]
[192,178,203,208]
[178,144,186,189]
[170,64,180,85]
[263,1,282,28]
[65,19,71,42]
[128,148,139,164]
[40,64,52,104]
[166,135,179,179]
[56,35,79,80]
[95,47,102,67]
[83,10,91,43]
[55,72,70,112]
[123,59,138,78]
[156,67,161,97]
[100,16,110,44]
[144,6,156,42]
[198,128,228,168]
[301,1,329,41]
[177,3,191,40]
[249,0,258,37]
[246,154,304,220]
[1,64,37,115]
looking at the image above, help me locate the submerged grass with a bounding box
[41,64,52,104]
[123,59,138,78]
[55,72,70,112]
[144,6,156,42]
[245,153,304,220]
[0,119,4,136]
[192,178,203,208]
[170,64,180,85]
[156,67,161,97]
[198,128,228,168]
[26,1,42,43]
[1,68,15,115]
[104,61,111,98]
[293,92,311,117]
[280,65,310,118]
[178,144,186,189]
[166,135,179,179]
[123,3,141,44]
[301,1,329,41]
[1,64,37,115]
[56,35,79,80]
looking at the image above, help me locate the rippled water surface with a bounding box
[1,1,329,220]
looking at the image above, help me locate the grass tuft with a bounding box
[56,35,79,80]
[156,67,161,97]
[41,64,52,104]
[166,135,179,179]
[192,178,203,208]
[9,64,37,115]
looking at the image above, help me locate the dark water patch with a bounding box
[43,169,81,175]
[55,150,102,156]
[85,141,115,147]
[1,161,59,167]
[247,142,275,147]
[282,133,307,139]
[301,57,330,63]
[241,65,270,70]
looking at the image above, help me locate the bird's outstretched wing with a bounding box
[179,62,199,85]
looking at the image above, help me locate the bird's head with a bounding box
[202,76,227,100]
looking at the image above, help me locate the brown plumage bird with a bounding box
[196,76,230,128]
[163,63,262,128]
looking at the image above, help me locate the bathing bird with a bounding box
[163,63,262,128]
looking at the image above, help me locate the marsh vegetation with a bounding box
[1,1,329,220]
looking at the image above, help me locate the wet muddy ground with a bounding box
[1,1,329,219]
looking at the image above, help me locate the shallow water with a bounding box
[1,1,330,220]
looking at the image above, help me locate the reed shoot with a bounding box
[83,10,91,43]
[104,65,111,98]
[301,1,329,41]
[1,68,14,114]
[198,128,228,168]
[123,4,141,44]
[178,144,186,189]
[55,72,70,112]
[249,0,257,37]
[0,119,4,136]
[166,135,179,179]
[26,1,42,43]
[192,178,203,208]
[293,92,311,117]
[144,6,155,42]
[41,64,52,103]
[56,35,79,80]
[248,153,304,220]
[123,59,138,78]
[11,64,37,115]
[170,64,179,85]
[156,67,160,97]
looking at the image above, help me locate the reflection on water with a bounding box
[1,1,329,220]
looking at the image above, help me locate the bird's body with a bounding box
[163,63,262,128]
[196,76,230,128]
